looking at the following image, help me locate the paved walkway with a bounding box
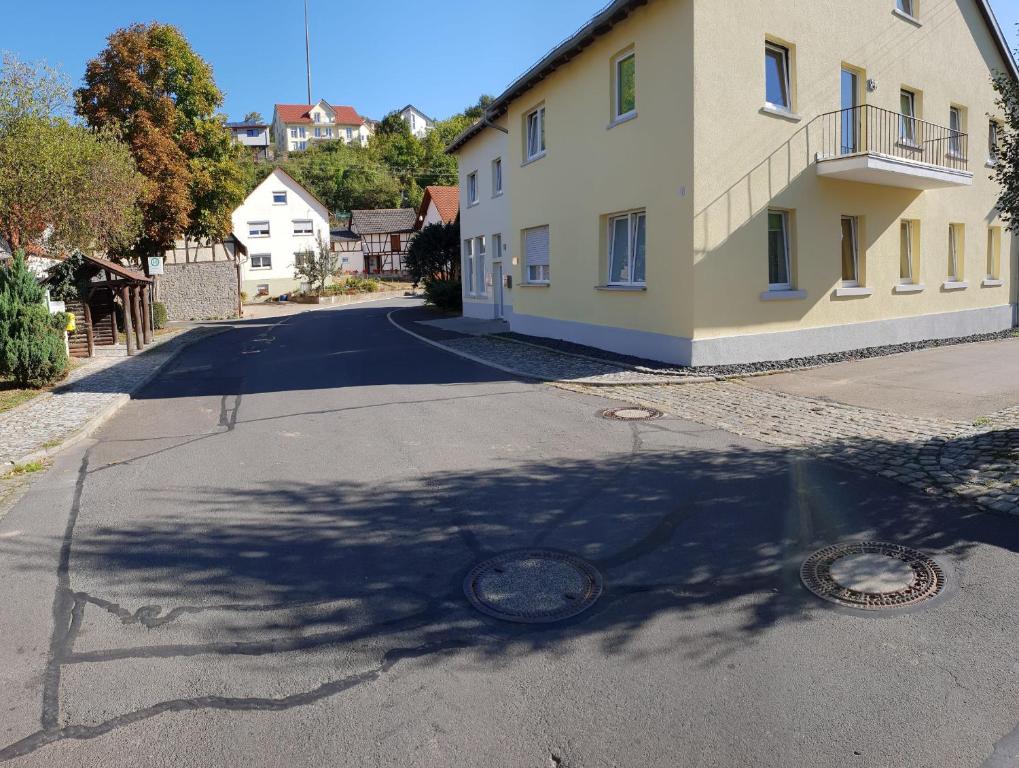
[394,312,1019,517]
[0,329,217,466]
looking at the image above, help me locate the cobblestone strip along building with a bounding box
[559,380,1019,517]
[159,262,240,321]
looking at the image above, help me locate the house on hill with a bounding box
[350,209,417,274]
[273,100,371,154]
[397,105,435,138]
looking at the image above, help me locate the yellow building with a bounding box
[449,0,1018,366]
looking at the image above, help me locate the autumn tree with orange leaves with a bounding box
[75,23,246,261]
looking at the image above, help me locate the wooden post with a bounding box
[131,285,145,350]
[141,285,152,344]
[121,286,135,356]
[83,301,95,358]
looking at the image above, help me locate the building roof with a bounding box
[448,0,1019,153]
[417,186,459,228]
[330,228,360,242]
[227,122,269,129]
[350,208,418,235]
[275,102,365,126]
[84,254,152,283]
[398,104,435,123]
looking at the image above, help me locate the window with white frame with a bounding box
[949,106,965,158]
[325,127,333,138]
[840,215,860,286]
[294,141,307,151]
[764,42,791,111]
[246,128,259,137]
[492,233,502,261]
[492,158,503,196]
[248,221,270,237]
[293,220,314,236]
[524,225,550,283]
[464,239,475,293]
[313,112,322,123]
[615,51,636,120]
[987,226,1002,279]
[468,172,478,205]
[899,220,918,283]
[767,210,792,290]
[290,128,299,139]
[896,0,915,16]
[346,127,353,140]
[525,106,546,161]
[948,223,963,280]
[294,250,313,268]
[297,127,306,138]
[272,191,287,205]
[250,253,272,269]
[989,120,1000,163]
[899,89,918,145]
[607,211,647,285]
[475,236,487,294]
[314,127,322,138]
[256,283,270,296]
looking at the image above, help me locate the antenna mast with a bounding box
[304,0,312,103]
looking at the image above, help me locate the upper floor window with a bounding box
[290,128,298,139]
[248,221,270,238]
[246,128,259,137]
[989,120,1000,163]
[525,106,546,161]
[314,127,322,138]
[764,42,791,111]
[313,112,322,123]
[899,89,918,146]
[767,210,791,290]
[608,210,647,285]
[293,220,314,236]
[298,127,306,138]
[948,106,965,158]
[614,51,636,121]
[492,158,503,196]
[272,191,287,205]
[346,127,354,140]
[467,172,478,204]
[325,127,333,138]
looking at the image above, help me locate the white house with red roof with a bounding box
[272,99,371,154]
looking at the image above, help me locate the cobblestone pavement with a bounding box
[558,379,1019,516]
[0,329,217,467]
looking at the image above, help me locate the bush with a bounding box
[423,278,462,312]
[0,252,69,387]
[152,301,168,329]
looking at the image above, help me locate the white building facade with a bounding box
[398,105,435,138]
[457,118,511,320]
[233,168,331,298]
[273,100,371,154]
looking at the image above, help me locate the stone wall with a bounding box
[158,261,239,321]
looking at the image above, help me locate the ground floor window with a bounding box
[899,220,918,283]
[987,226,1001,279]
[948,223,963,281]
[608,210,647,285]
[524,225,550,284]
[464,239,475,293]
[840,215,860,286]
[767,209,792,290]
[250,253,272,269]
[475,236,487,295]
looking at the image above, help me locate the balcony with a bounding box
[814,105,973,190]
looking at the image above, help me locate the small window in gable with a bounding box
[272,191,287,205]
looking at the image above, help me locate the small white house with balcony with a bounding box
[233,168,331,299]
[227,121,272,161]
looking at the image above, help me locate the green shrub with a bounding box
[0,252,69,388]
[339,276,381,294]
[152,301,168,329]
[423,278,462,312]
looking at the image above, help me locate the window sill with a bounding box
[607,112,638,130]
[518,282,550,288]
[492,191,504,199]
[892,7,922,26]
[466,201,480,209]
[834,286,873,297]
[986,159,998,168]
[982,278,1005,287]
[946,152,967,162]
[942,280,968,290]
[896,139,922,152]
[596,284,646,292]
[760,105,801,122]
[521,152,547,167]
[894,283,925,293]
[760,289,807,301]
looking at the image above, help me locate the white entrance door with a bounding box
[492,262,504,319]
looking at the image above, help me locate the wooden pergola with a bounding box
[60,255,154,358]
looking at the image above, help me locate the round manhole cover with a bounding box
[800,542,945,611]
[600,406,663,421]
[464,549,604,623]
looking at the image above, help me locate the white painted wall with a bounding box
[231,126,269,147]
[234,169,330,296]
[400,107,433,138]
[457,118,511,320]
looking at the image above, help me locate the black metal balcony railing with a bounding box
[816,104,969,172]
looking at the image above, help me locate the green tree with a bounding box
[294,233,338,294]
[0,251,68,387]
[992,68,1019,230]
[0,53,143,255]
[405,220,460,285]
[243,111,264,124]
[76,23,246,258]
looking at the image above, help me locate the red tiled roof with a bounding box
[417,186,459,228]
[275,103,365,126]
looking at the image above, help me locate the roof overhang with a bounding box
[816,153,974,190]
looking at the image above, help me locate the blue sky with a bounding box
[3,0,1019,123]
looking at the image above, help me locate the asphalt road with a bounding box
[2,297,1019,767]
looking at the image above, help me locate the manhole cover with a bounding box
[464,549,604,623]
[600,406,663,421]
[800,542,945,611]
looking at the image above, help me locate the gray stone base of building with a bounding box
[510,304,1016,367]
[159,262,240,321]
